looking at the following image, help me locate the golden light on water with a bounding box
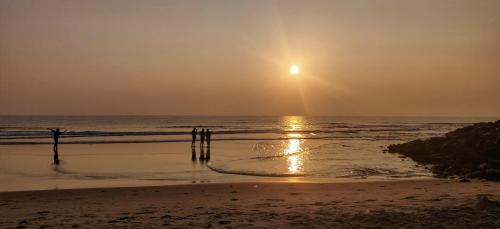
[285,134,304,174]
[288,133,302,138]
[282,116,306,174]
[288,155,302,173]
[286,138,301,155]
[284,116,304,131]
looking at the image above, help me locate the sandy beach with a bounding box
[1,179,499,228]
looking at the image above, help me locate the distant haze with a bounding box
[1,0,499,116]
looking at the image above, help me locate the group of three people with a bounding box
[191,128,211,147]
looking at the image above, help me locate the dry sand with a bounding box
[1,179,500,228]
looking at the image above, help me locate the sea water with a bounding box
[0,116,496,191]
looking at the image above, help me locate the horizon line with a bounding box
[0,114,499,118]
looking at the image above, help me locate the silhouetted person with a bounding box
[199,146,205,161]
[206,147,210,161]
[191,145,196,161]
[47,128,65,164]
[200,129,206,147]
[191,128,198,146]
[206,129,211,147]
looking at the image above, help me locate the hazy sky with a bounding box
[1,0,499,116]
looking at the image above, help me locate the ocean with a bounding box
[0,116,496,191]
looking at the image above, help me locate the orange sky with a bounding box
[1,0,499,116]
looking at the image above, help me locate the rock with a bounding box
[465,170,482,178]
[388,120,500,180]
[485,169,500,180]
[18,220,28,225]
[458,177,470,182]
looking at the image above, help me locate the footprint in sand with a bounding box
[136,210,156,215]
[255,203,272,207]
[80,214,97,218]
[312,202,323,206]
[219,220,231,225]
[287,214,303,220]
[161,214,173,219]
[265,199,285,202]
[18,219,28,225]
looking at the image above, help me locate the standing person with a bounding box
[191,128,198,146]
[47,128,65,164]
[206,129,211,147]
[200,129,206,147]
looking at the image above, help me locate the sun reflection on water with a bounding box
[286,138,301,155]
[283,116,304,131]
[285,136,304,173]
[288,154,302,173]
[282,116,306,174]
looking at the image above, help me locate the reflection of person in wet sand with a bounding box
[206,147,210,161]
[199,146,205,161]
[191,128,197,146]
[47,128,66,164]
[200,129,206,147]
[191,146,196,161]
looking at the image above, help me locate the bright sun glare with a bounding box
[289,65,300,76]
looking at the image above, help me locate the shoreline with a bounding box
[0,177,438,194]
[0,136,365,145]
[1,179,499,227]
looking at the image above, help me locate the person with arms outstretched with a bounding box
[47,128,66,164]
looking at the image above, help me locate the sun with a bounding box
[289,65,300,76]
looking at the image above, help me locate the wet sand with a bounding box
[1,179,499,228]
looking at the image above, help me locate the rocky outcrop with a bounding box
[388,120,500,180]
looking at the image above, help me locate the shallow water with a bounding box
[0,116,496,191]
